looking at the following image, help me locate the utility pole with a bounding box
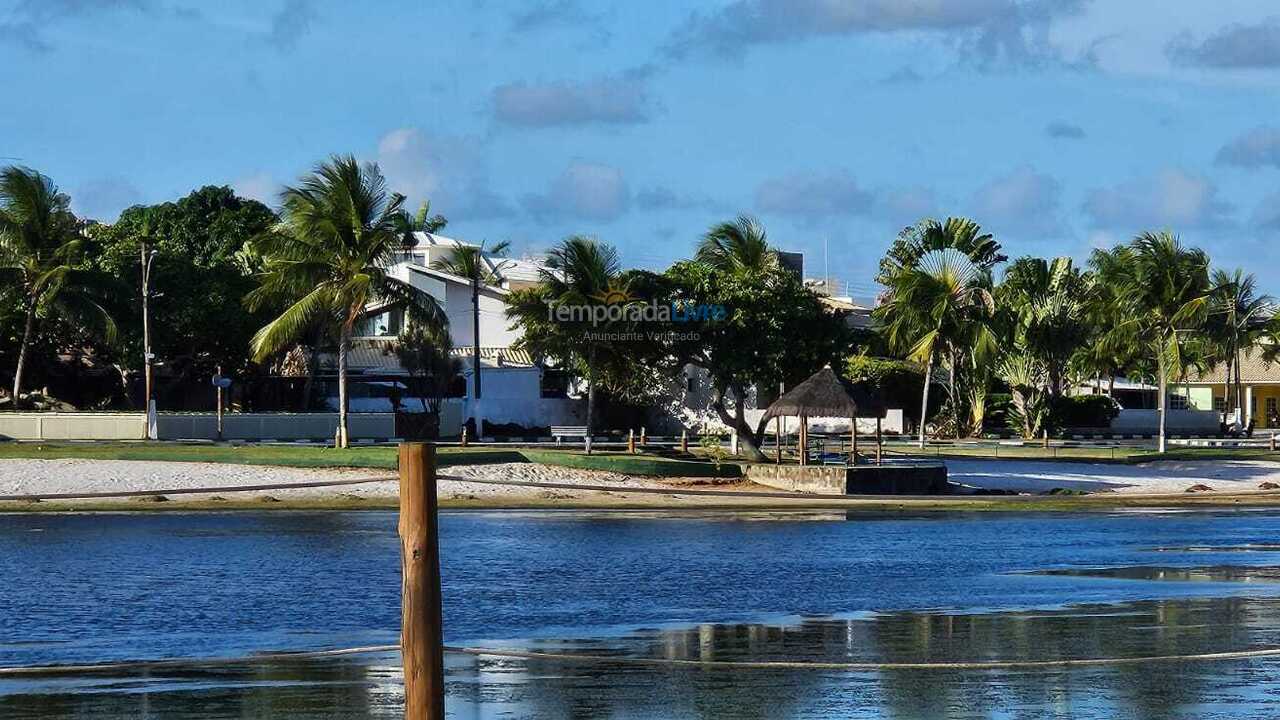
[215,365,224,441]
[141,242,159,440]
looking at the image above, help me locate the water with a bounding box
[7,509,1280,717]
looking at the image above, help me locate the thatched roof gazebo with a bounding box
[762,366,886,466]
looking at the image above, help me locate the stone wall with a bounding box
[744,463,949,496]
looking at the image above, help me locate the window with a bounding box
[1268,397,1278,422]
[1169,393,1189,410]
[355,308,404,337]
[1214,396,1226,412]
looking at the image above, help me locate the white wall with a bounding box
[443,397,584,434]
[157,413,397,441]
[746,409,906,435]
[444,282,520,349]
[1111,409,1221,434]
[0,413,146,440]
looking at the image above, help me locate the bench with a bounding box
[550,426,589,446]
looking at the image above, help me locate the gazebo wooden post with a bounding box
[775,415,782,464]
[875,416,883,465]
[850,417,858,466]
[799,414,808,466]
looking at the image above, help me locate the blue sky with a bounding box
[3,1,1280,301]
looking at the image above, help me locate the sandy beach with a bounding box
[0,459,690,505]
[5,457,1280,510]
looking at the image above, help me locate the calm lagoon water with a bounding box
[7,508,1280,717]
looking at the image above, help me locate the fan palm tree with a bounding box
[1206,269,1273,425]
[538,235,622,449]
[0,166,117,407]
[1091,231,1210,452]
[430,239,512,429]
[695,215,776,273]
[875,218,1003,446]
[245,155,445,447]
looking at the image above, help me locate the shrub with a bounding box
[1052,395,1120,429]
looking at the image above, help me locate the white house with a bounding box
[327,232,583,433]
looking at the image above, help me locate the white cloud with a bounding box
[1045,120,1085,139]
[1253,190,1280,232]
[663,0,1086,67]
[755,169,874,218]
[972,166,1063,236]
[375,127,514,220]
[523,160,630,222]
[1217,126,1280,170]
[492,69,655,127]
[1167,18,1280,68]
[1083,168,1233,230]
[231,172,277,204]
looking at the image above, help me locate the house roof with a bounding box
[1184,349,1280,384]
[343,339,535,372]
[405,263,511,296]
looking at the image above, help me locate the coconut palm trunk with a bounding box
[918,355,933,449]
[11,301,35,407]
[471,278,482,430]
[1157,348,1167,453]
[584,344,596,454]
[337,321,352,448]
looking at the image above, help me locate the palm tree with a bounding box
[395,200,448,247]
[875,218,1003,446]
[0,166,116,407]
[1091,231,1210,452]
[998,257,1093,398]
[1206,269,1273,425]
[430,239,512,431]
[695,215,776,273]
[538,236,622,450]
[245,155,445,447]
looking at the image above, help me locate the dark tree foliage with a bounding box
[86,185,279,379]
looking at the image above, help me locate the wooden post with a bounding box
[875,416,883,465]
[1271,433,1276,452]
[640,426,647,447]
[799,415,808,466]
[680,429,688,454]
[850,417,858,466]
[775,416,782,465]
[1042,428,1049,449]
[628,429,636,454]
[460,425,468,448]
[398,443,444,720]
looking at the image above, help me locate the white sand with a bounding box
[0,459,674,502]
[4,457,1280,503]
[947,458,1280,494]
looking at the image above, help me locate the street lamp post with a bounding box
[141,243,158,440]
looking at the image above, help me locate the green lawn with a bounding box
[0,441,739,478]
[885,443,1280,464]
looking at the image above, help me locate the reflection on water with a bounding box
[1035,565,1280,583]
[13,509,1280,717]
[7,596,1280,719]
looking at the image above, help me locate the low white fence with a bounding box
[0,413,146,440]
[156,413,396,441]
[745,408,906,436]
[1110,409,1221,434]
